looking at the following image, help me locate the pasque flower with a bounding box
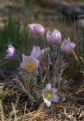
[61,38,76,54]
[46,29,61,44]
[31,46,52,65]
[20,54,40,73]
[42,83,59,107]
[28,23,45,36]
[5,44,15,59]
[31,46,41,60]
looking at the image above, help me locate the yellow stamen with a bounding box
[44,90,52,99]
[26,61,35,72]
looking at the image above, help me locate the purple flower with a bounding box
[20,54,40,74]
[31,46,52,65]
[31,46,41,60]
[61,39,76,54]
[46,29,61,44]
[5,44,15,59]
[28,23,45,37]
[42,83,59,107]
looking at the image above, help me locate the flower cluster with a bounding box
[5,23,77,107]
[28,23,76,54]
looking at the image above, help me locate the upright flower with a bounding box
[31,46,41,60]
[28,23,45,37]
[46,29,61,44]
[61,38,76,54]
[42,83,59,107]
[20,54,40,73]
[5,44,15,59]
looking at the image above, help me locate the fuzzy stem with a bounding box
[27,73,35,102]
[0,100,4,121]
[57,75,61,92]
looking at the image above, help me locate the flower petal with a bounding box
[51,88,57,93]
[46,83,51,90]
[22,54,29,63]
[50,94,59,102]
[31,46,41,59]
[20,63,25,70]
[44,98,51,107]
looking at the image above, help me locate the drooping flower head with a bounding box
[46,29,61,44]
[5,44,16,59]
[20,54,40,73]
[31,46,41,60]
[42,83,59,107]
[28,23,45,37]
[61,38,76,54]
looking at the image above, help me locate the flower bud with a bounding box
[5,44,16,59]
[28,23,45,37]
[61,39,76,54]
[41,47,52,65]
[46,29,61,44]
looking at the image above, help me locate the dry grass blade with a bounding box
[9,102,18,121]
[0,100,4,121]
